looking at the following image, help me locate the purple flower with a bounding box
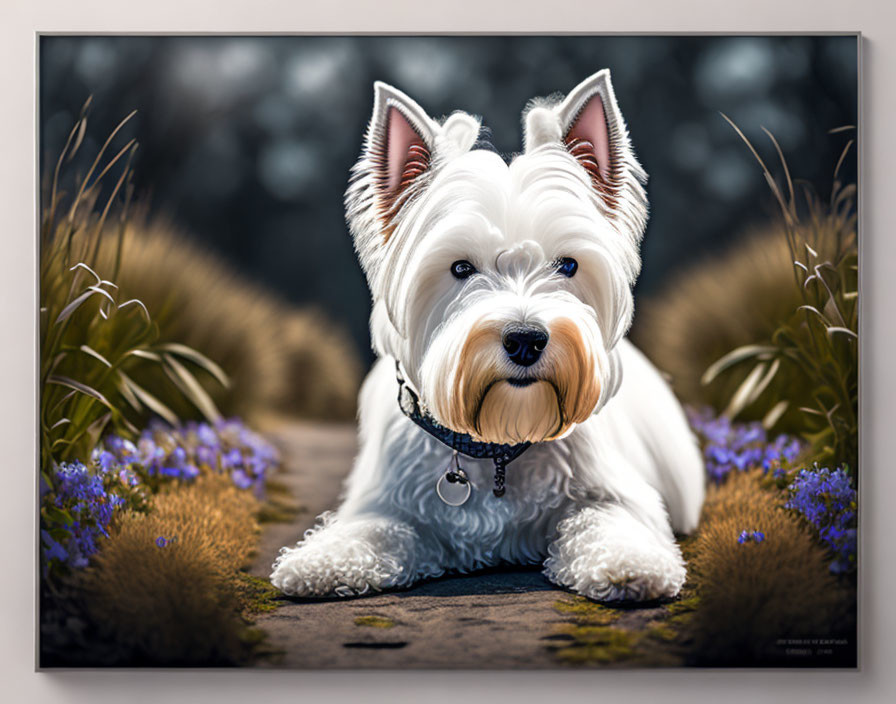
[786,465,857,573]
[231,468,253,490]
[196,422,219,448]
[150,444,202,482]
[221,448,243,470]
[41,530,68,563]
[196,445,216,468]
[41,460,130,571]
[138,436,165,474]
[105,435,138,461]
[44,419,278,574]
[105,418,277,489]
[92,449,118,474]
[118,467,139,487]
[687,406,803,483]
[39,473,51,499]
[738,529,765,544]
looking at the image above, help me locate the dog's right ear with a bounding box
[346,82,481,254]
[367,82,440,213]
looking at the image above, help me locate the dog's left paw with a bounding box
[543,506,687,602]
[544,538,686,602]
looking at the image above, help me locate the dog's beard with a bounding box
[423,315,603,445]
[476,380,562,444]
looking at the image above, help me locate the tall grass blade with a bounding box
[747,357,781,406]
[158,343,230,388]
[117,299,150,321]
[162,353,222,422]
[761,127,795,219]
[701,344,777,386]
[826,326,858,339]
[720,113,793,225]
[47,375,113,410]
[118,372,180,426]
[762,400,789,430]
[834,140,854,182]
[69,262,101,284]
[79,345,112,368]
[54,290,98,324]
[723,362,767,418]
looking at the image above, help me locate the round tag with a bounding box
[436,469,472,506]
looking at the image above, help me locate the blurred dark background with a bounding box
[39,35,858,365]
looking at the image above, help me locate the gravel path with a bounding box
[250,421,676,669]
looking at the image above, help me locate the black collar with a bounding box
[395,360,531,497]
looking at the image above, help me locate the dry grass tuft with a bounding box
[95,218,361,423]
[685,470,852,665]
[82,474,262,665]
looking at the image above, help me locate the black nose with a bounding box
[502,328,549,367]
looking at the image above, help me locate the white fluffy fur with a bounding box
[271,70,705,603]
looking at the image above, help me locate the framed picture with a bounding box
[34,32,860,671]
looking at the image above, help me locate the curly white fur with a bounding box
[272,512,443,597]
[271,70,705,603]
[543,505,686,602]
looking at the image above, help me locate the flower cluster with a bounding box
[686,407,802,482]
[40,418,279,574]
[101,419,279,495]
[785,465,857,574]
[737,529,766,544]
[40,459,137,573]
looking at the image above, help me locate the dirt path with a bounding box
[250,421,680,669]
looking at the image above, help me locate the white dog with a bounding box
[271,70,705,602]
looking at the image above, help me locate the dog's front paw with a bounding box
[543,506,687,602]
[270,544,379,597]
[270,513,423,597]
[544,541,686,602]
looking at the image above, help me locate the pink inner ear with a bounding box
[386,107,426,192]
[566,95,611,182]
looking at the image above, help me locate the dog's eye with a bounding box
[556,257,578,278]
[450,260,477,280]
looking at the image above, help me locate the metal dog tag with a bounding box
[436,452,471,506]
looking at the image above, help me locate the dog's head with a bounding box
[345,70,648,445]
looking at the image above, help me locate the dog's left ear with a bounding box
[523,70,647,236]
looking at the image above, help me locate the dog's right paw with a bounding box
[270,544,375,597]
[269,513,425,597]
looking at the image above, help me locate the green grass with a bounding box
[235,573,284,616]
[665,594,700,617]
[554,597,621,625]
[354,615,396,629]
[552,625,642,665]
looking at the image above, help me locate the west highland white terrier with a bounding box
[271,70,705,602]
